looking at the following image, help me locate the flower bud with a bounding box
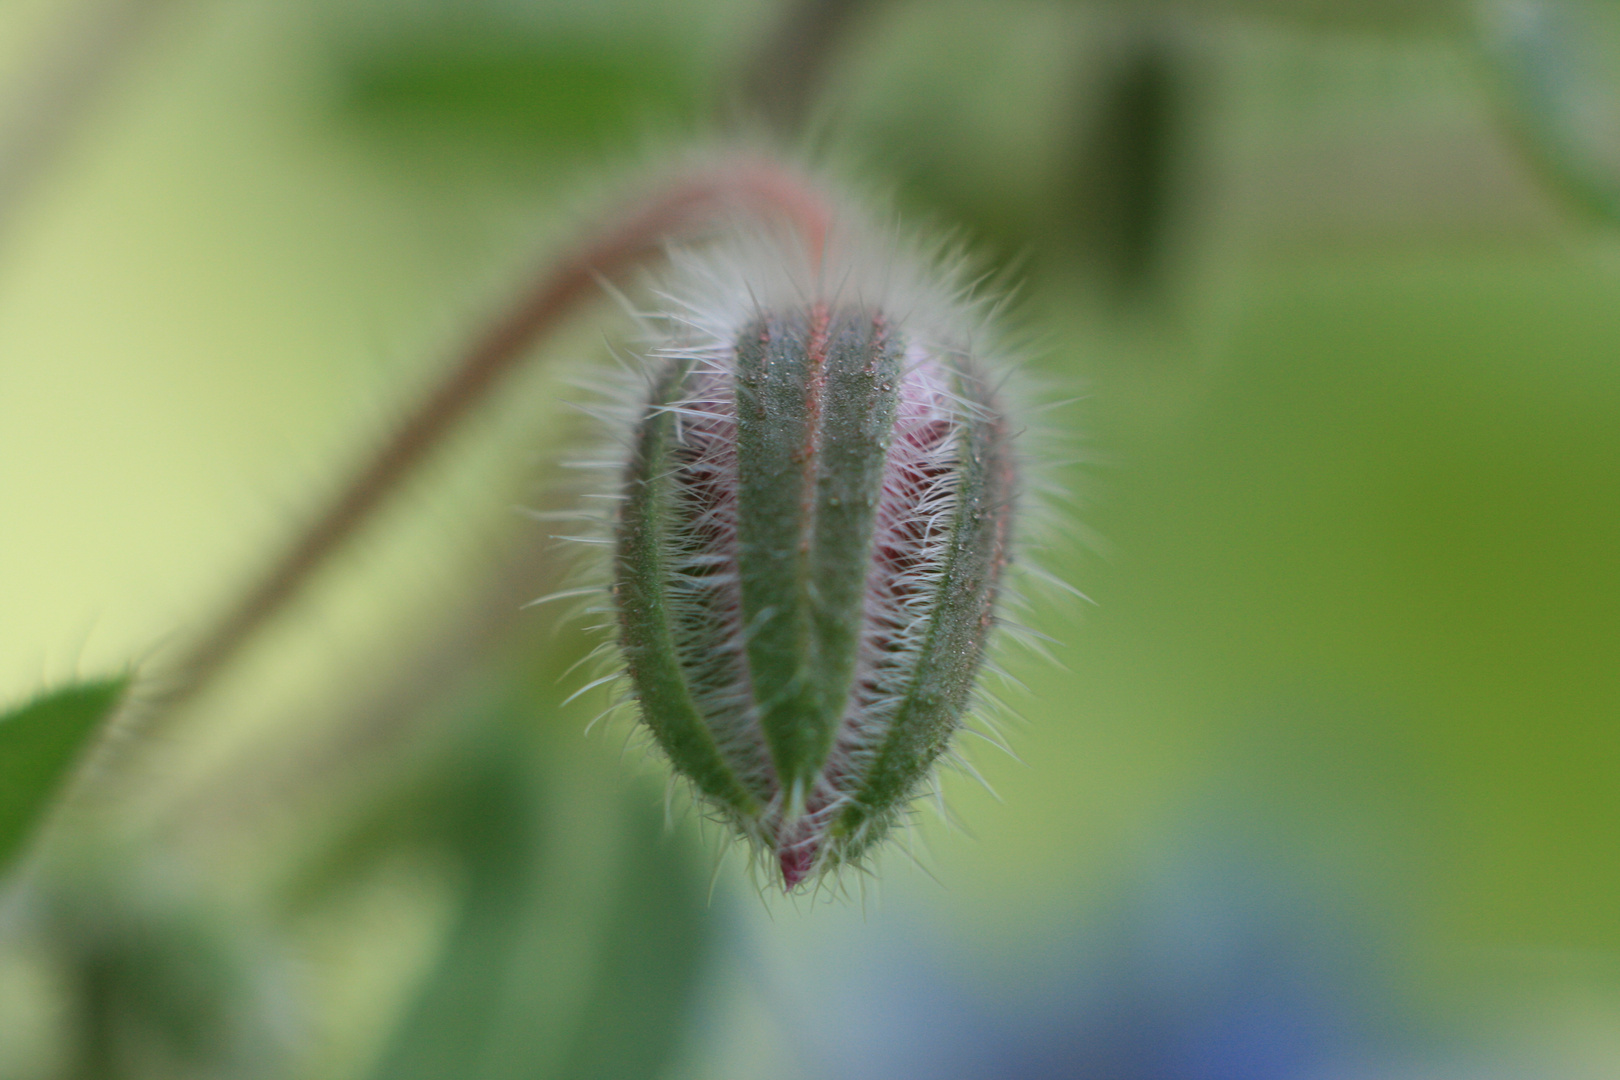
[611,232,1016,889]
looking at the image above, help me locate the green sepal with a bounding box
[831,359,1014,850]
[615,360,759,816]
[733,309,904,798]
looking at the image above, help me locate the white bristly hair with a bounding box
[538,189,1082,893]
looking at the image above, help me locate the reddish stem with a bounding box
[163,156,832,709]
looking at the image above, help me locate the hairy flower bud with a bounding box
[610,229,1017,889]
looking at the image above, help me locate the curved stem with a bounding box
[736,0,882,134]
[160,156,831,711]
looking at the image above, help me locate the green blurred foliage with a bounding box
[0,678,126,876]
[1064,30,1189,299]
[1128,0,1467,33]
[320,0,726,166]
[1,858,293,1080]
[337,32,700,151]
[354,694,711,1080]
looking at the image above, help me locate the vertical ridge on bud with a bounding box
[733,307,904,808]
[615,358,762,817]
[828,360,1014,849]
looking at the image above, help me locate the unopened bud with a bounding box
[612,228,1017,889]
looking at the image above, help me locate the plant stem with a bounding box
[736,0,882,133]
[159,156,830,714]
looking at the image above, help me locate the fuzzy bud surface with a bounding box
[612,230,1016,889]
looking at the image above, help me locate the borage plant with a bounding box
[0,149,1048,1079]
[6,154,1033,894]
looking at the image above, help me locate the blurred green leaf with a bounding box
[362,727,553,1080]
[1064,27,1191,300]
[25,858,294,1080]
[362,717,710,1080]
[548,794,711,1080]
[0,677,126,877]
[337,34,701,151]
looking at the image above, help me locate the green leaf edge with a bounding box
[0,674,130,877]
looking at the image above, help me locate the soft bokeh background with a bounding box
[3,0,1620,1076]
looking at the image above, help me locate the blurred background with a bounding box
[3,0,1620,1076]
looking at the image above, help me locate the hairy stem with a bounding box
[72,156,829,797]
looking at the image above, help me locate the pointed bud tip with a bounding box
[778,844,816,889]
